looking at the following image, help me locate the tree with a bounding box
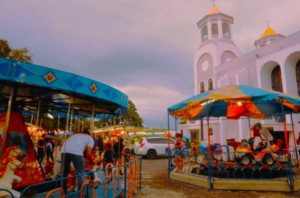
[96,100,144,128]
[0,40,11,58]
[0,39,33,63]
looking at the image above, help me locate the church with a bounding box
[179,4,300,147]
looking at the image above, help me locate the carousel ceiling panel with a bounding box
[0,58,128,118]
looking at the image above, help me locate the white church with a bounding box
[179,4,300,147]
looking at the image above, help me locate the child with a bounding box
[104,143,114,166]
[46,139,54,162]
[103,143,115,182]
[174,133,186,172]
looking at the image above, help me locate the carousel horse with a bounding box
[0,157,25,198]
[199,140,222,162]
[221,145,235,162]
[44,161,55,179]
[199,140,234,162]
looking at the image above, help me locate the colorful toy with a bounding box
[235,140,287,165]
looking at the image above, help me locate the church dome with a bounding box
[254,25,285,49]
[207,5,222,15]
[260,26,277,38]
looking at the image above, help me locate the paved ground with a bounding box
[136,158,300,198]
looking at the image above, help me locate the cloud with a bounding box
[114,85,189,128]
[1,0,300,128]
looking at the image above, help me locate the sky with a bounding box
[1,0,300,129]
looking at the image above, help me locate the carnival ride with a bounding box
[167,85,300,192]
[0,57,141,198]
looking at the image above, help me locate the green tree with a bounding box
[96,100,143,127]
[0,40,11,58]
[0,39,33,63]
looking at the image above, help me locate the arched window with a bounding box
[202,26,208,42]
[208,78,213,90]
[296,60,300,96]
[271,65,283,92]
[200,81,205,93]
[222,23,230,38]
[212,24,218,38]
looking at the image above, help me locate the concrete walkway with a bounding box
[136,158,300,198]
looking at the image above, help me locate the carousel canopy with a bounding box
[168,85,300,120]
[0,58,128,118]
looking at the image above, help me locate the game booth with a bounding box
[167,85,300,192]
[0,58,141,198]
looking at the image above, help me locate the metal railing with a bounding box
[19,155,142,198]
[0,188,14,198]
[168,148,299,192]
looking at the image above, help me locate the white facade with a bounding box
[179,5,300,147]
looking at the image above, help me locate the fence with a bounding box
[167,147,300,192]
[0,188,14,198]
[19,155,142,198]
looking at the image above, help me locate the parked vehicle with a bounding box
[134,137,175,159]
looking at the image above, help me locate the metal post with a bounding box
[167,111,171,179]
[90,103,95,133]
[31,113,34,124]
[206,101,213,190]
[0,86,16,159]
[70,99,75,132]
[36,100,41,127]
[280,98,293,192]
[61,101,71,190]
[57,113,60,130]
[200,118,204,141]
[124,164,128,198]
[280,99,289,157]
[290,114,298,163]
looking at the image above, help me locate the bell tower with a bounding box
[194,4,242,94]
[254,22,285,49]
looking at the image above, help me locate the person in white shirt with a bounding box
[256,123,274,145]
[61,130,95,192]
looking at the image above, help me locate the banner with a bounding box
[0,111,45,190]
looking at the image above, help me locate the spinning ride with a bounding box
[167,85,300,192]
[0,57,128,197]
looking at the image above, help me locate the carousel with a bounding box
[0,58,141,198]
[167,85,300,192]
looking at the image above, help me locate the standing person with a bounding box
[113,137,124,175]
[185,139,190,150]
[36,134,46,165]
[256,123,274,145]
[60,130,95,193]
[46,139,55,162]
[98,136,104,155]
[174,133,186,172]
